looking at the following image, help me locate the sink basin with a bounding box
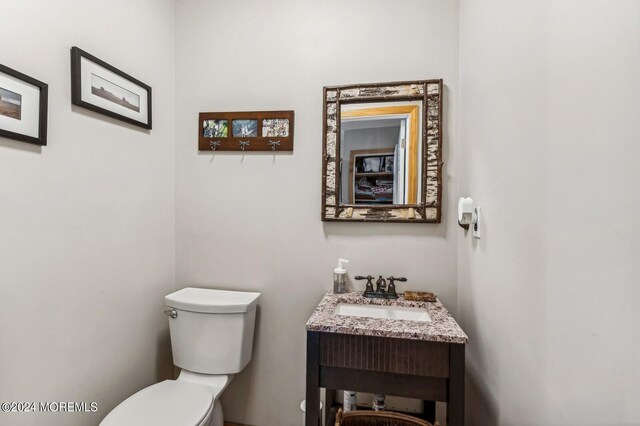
[333,303,432,322]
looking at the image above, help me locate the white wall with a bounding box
[458,1,640,424]
[0,1,176,425]
[175,0,460,424]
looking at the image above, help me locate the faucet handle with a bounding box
[355,275,375,294]
[386,276,406,299]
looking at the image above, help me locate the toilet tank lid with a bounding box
[166,287,260,314]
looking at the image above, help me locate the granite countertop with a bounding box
[305,292,468,344]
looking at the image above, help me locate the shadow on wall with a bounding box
[322,218,449,239]
[219,304,263,425]
[155,326,175,381]
[466,361,499,425]
[0,137,43,153]
[70,105,151,134]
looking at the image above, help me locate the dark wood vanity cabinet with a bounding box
[306,331,465,426]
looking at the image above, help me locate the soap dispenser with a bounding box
[333,258,349,293]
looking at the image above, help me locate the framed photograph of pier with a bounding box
[0,63,48,146]
[71,47,152,130]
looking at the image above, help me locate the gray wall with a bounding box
[0,1,176,425]
[458,0,640,423]
[175,0,460,424]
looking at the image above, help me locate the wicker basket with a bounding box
[335,409,438,426]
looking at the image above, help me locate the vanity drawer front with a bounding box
[318,333,449,378]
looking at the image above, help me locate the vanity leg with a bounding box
[423,400,436,423]
[325,389,337,426]
[447,344,465,426]
[306,331,321,426]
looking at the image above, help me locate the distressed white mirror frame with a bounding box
[321,80,443,223]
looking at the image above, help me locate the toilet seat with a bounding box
[100,380,214,426]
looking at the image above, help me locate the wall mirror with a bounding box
[321,80,443,222]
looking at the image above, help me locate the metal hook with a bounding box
[268,140,281,151]
[239,140,250,151]
[209,140,221,151]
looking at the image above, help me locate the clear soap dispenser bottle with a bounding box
[333,258,349,293]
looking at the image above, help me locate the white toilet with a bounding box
[100,287,260,426]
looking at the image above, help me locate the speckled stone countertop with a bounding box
[306,292,468,344]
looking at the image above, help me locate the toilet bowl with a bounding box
[100,288,260,426]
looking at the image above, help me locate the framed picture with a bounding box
[71,47,152,129]
[0,63,48,146]
[198,110,294,152]
[232,119,258,137]
[203,119,228,138]
[262,118,290,137]
[384,155,395,172]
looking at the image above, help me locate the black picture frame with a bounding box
[0,63,48,146]
[71,47,152,130]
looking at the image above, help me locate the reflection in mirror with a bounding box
[340,101,422,206]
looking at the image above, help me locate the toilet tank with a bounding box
[165,288,260,374]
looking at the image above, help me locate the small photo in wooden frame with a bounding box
[198,110,294,152]
[232,119,258,137]
[262,118,290,137]
[203,119,228,138]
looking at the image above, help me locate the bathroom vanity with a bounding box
[305,292,467,426]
